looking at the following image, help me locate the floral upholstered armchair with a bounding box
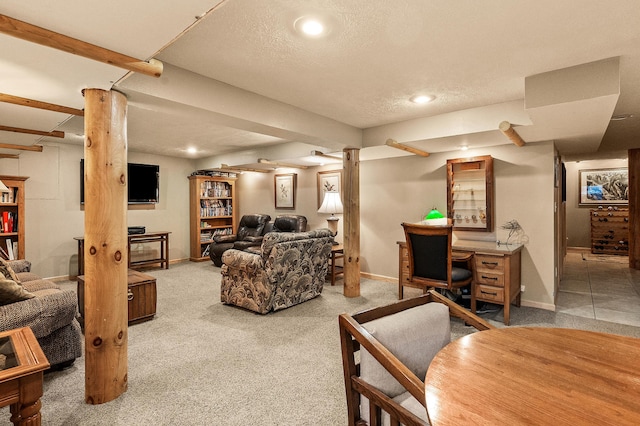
[220,229,334,314]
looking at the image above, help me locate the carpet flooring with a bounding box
[2,260,639,425]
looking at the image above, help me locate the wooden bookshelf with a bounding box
[188,174,238,261]
[0,175,28,260]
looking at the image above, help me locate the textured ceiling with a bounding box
[1,0,640,163]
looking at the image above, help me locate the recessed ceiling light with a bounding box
[187,147,197,154]
[410,95,435,104]
[294,16,326,37]
[460,145,469,151]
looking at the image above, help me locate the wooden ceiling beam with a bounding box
[0,125,64,138]
[0,93,84,116]
[0,14,163,78]
[258,158,309,169]
[0,142,43,152]
[499,121,526,147]
[385,138,430,157]
[220,164,271,173]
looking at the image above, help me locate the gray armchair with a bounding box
[339,290,494,425]
[209,214,271,266]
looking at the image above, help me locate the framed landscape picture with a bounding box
[274,173,296,209]
[578,167,628,206]
[317,170,342,209]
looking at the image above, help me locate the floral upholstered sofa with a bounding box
[220,229,334,314]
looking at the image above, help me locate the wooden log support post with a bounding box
[83,89,128,404]
[343,148,361,297]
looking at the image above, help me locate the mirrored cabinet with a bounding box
[446,156,494,232]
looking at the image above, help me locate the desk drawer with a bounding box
[476,271,505,287]
[475,254,505,270]
[475,284,504,303]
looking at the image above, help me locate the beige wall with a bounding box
[0,143,195,278]
[237,141,557,309]
[564,158,628,248]
[1,139,558,308]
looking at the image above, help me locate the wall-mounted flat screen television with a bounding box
[81,160,159,204]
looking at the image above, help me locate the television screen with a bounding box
[81,160,159,204]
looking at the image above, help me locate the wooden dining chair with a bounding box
[401,222,473,296]
[339,289,494,426]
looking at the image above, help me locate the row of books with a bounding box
[0,211,18,233]
[191,170,237,178]
[200,227,233,242]
[0,238,18,260]
[0,188,17,204]
[200,181,231,198]
[200,199,232,217]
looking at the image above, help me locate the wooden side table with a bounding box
[0,327,50,426]
[329,245,344,286]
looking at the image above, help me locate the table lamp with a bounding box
[423,207,447,225]
[318,191,343,237]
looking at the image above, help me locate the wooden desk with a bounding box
[0,327,50,425]
[425,327,640,425]
[74,231,170,276]
[398,239,522,325]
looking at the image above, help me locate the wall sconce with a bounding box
[318,191,343,238]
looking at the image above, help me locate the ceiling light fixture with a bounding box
[410,94,435,104]
[460,145,469,151]
[187,147,197,154]
[294,16,326,37]
[610,114,633,121]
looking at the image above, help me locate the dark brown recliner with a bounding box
[209,214,271,266]
[264,215,308,234]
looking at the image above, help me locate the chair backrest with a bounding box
[339,290,495,426]
[271,215,308,233]
[237,214,271,240]
[402,222,456,290]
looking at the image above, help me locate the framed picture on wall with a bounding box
[317,170,342,209]
[578,167,628,206]
[274,173,296,209]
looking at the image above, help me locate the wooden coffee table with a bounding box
[78,269,157,327]
[425,327,640,425]
[0,327,50,425]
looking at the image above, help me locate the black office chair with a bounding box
[401,222,473,296]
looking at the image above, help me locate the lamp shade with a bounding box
[423,207,447,225]
[318,191,343,215]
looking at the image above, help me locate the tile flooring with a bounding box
[557,249,640,327]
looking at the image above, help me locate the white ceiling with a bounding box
[1,0,640,167]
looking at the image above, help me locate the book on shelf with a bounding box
[12,241,17,259]
[2,211,9,233]
[5,238,14,260]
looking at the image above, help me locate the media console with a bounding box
[74,231,170,276]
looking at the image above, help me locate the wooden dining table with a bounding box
[425,327,640,425]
